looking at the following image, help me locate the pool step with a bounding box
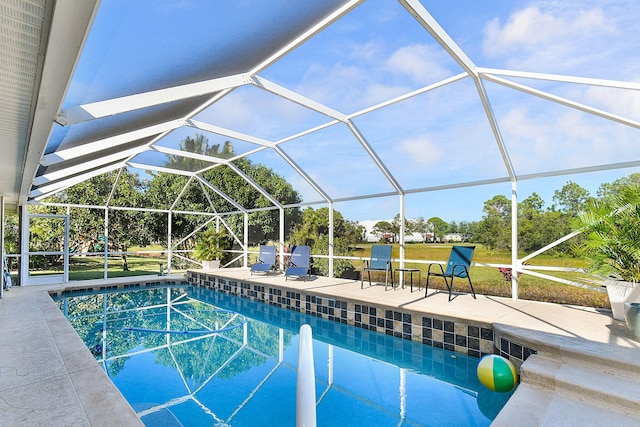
[492,382,640,427]
[492,353,640,426]
[521,354,640,416]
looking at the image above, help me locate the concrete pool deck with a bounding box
[1,271,639,426]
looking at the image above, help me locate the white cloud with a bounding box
[497,101,640,174]
[583,85,640,121]
[483,6,608,57]
[385,43,450,85]
[296,40,454,112]
[480,4,621,73]
[396,135,443,167]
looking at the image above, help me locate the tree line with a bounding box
[371,174,640,255]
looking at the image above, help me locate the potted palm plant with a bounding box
[194,227,230,269]
[576,184,640,322]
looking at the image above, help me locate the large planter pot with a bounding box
[202,260,221,269]
[625,302,640,339]
[606,278,640,320]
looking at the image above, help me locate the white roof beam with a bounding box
[398,0,477,76]
[226,163,283,209]
[516,160,640,180]
[127,163,194,176]
[272,146,332,202]
[405,177,512,195]
[105,166,124,206]
[252,76,349,121]
[350,72,468,118]
[474,79,516,180]
[198,180,218,213]
[194,175,247,213]
[41,119,185,166]
[401,160,640,195]
[398,0,517,181]
[34,146,148,185]
[178,0,365,127]
[331,191,399,204]
[30,162,124,199]
[57,74,252,125]
[169,176,195,211]
[483,74,640,129]
[189,120,276,148]
[152,145,230,165]
[478,68,640,91]
[264,74,468,149]
[274,120,341,146]
[346,120,403,193]
[249,0,365,75]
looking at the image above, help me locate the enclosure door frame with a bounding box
[20,211,69,286]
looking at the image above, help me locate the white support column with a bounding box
[63,207,70,283]
[399,195,406,286]
[399,195,405,268]
[511,181,519,300]
[20,206,29,285]
[244,213,249,267]
[103,208,109,280]
[167,211,172,273]
[279,208,285,269]
[328,203,334,278]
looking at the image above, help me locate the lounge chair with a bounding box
[425,245,476,301]
[361,244,393,290]
[285,245,311,281]
[250,245,277,275]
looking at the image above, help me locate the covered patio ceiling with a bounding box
[3,0,640,216]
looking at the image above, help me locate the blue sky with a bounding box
[60,0,640,223]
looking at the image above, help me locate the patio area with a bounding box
[1,271,639,426]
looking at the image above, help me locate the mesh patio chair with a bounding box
[250,245,277,276]
[285,245,311,281]
[425,245,476,301]
[361,244,393,290]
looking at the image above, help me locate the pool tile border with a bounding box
[187,272,537,369]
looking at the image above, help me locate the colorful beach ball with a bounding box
[477,355,518,392]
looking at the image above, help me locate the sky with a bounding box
[54,0,640,223]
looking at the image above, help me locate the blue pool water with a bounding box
[55,284,514,426]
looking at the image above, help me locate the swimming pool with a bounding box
[55,284,513,426]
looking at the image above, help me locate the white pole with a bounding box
[296,324,316,427]
[20,206,29,285]
[511,181,519,300]
[63,207,69,283]
[104,208,109,280]
[244,213,249,268]
[167,211,172,273]
[399,194,405,268]
[328,203,334,278]
[280,208,285,270]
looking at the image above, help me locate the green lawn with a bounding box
[20,243,609,309]
[27,254,185,281]
[351,243,609,309]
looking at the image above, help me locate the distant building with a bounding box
[441,233,463,242]
[358,219,426,243]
